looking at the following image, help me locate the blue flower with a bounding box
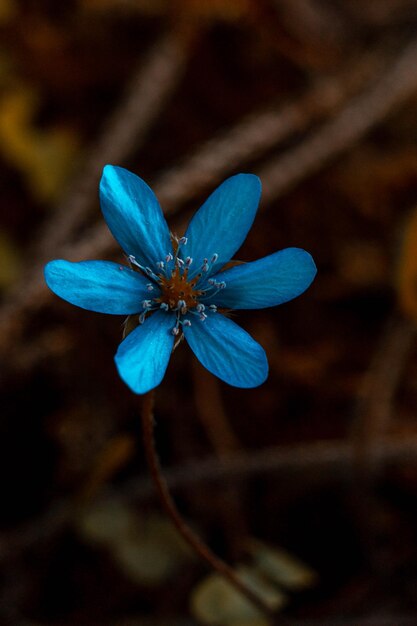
[45,165,317,394]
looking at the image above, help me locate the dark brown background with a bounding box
[2,1,417,624]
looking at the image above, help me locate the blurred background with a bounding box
[2,1,417,624]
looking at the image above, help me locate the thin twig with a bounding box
[38,30,189,260]
[153,48,384,210]
[123,433,417,499]
[352,314,415,478]
[2,434,417,562]
[140,389,275,618]
[260,37,417,203]
[191,361,241,454]
[0,30,188,356]
[348,315,415,571]
[191,361,248,560]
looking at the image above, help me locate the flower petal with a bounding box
[115,310,175,394]
[100,165,173,268]
[183,312,268,388]
[182,174,261,276]
[44,259,151,314]
[211,248,317,310]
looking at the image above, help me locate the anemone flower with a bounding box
[45,165,316,394]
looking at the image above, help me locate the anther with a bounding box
[196,303,205,313]
[211,253,219,263]
[156,261,165,270]
[185,256,193,266]
[165,253,173,263]
[209,304,217,311]
[176,258,185,268]
[128,254,140,267]
[199,312,207,321]
[171,326,180,336]
[139,312,147,324]
[183,319,192,327]
[146,283,154,291]
[160,302,169,311]
[142,300,152,309]
[178,236,188,245]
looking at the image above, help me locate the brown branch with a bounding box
[0,30,188,355]
[352,314,415,478]
[124,434,417,499]
[38,30,189,260]
[191,361,242,455]
[348,315,415,570]
[3,434,417,563]
[153,48,383,210]
[260,37,417,202]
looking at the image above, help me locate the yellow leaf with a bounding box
[0,85,79,202]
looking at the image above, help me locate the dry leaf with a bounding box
[190,566,286,625]
[248,539,318,590]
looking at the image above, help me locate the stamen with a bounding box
[171,326,180,336]
[209,304,217,311]
[200,279,227,302]
[185,256,193,266]
[139,312,147,324]
[165,253,173,263]
[196,303,205,313]
[142,300,152,309]
[144,266,160,281]
[160,302,169,311]
[146,283,154,292]
[178,236,188,245]
[156,261,164,270]
[211,253,219,264]
[183,319,192,327]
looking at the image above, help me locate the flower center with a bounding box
[128,238,225,335]
[158,266,203,311]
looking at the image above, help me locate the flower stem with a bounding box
[141,389,274,617]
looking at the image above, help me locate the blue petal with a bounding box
[183,312,268,388]
[182,174,261,276]
[115,310,175,394]
[100,165,173,268]
[211,248,317,310]
[44,259,151,314]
